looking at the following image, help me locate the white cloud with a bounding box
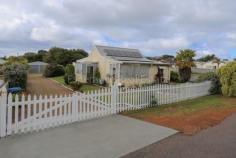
[158,37,189,49]
[0,0,236,59]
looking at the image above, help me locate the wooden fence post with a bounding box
[111,85,118,114]
[0,91,7,138]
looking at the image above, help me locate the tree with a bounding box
[197,54,216,62]
[43,47,88,66]
[3,63,28,89]
[23,52,37,62]
[176,49,196,82]
[218,61,236,97]
[23,50,48,62]
[5,56,28,65]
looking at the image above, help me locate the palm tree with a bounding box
[176,49,196,82]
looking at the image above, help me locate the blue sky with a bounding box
[0,0,236,60]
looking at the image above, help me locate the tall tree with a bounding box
[176,49,196,82]
[43,47,88,66]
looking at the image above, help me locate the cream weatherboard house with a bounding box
[75,45,171,86]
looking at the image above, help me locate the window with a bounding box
[120,64,150,79]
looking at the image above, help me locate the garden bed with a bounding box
[123,95,236,135]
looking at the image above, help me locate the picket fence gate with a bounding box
[0,81,211,137]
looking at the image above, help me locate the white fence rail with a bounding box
[0,81,211,137]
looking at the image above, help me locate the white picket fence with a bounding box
[0,81,211,137]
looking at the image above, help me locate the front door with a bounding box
[87,66,94,83]
[158,68,164,83]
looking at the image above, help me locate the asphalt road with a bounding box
[122,113,236,158]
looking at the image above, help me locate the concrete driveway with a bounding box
[0,115,177,158]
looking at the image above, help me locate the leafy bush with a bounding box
[170,71,180,82]
[70,81,82,91]
[218,62,236,97]
[64,64,75,84]
[3,63,28,89]
[198,72,221,95]
[94,68,101,84]
[43,64,65,77]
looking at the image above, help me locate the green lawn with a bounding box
[50,76,101,92]
[51,76,66,85]
[122,95,236,117]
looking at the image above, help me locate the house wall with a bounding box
[75,48,114,83]
[75,48,170,86]
[119,64,170,87]
[195,61,227,70]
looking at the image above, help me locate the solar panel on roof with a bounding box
[104,49,143,58]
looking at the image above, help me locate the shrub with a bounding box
[43,64,65,77]
[170,71,180,82]
[218,62,236,97]
[64,64,75,84]
[197,72,221,95]
[70,81,82,91]
[94,68,101,84]
[3,63,28,89]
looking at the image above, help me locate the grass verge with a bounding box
[122,95,236,135]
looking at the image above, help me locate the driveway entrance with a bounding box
[0,115,177,158]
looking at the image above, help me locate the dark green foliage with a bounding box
[3,63,28,89]
[170,71,180,82]
[197,54,216,62]
[44,47,88,66]
[43,64,65,77]
[179,67,192,82]
[23,50,47,62]
[198,72,221,95]
[70,81,82,91]
[64,64,75,84]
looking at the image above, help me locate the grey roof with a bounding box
[95,45,154,63]
[96,45,143,58]
[28,61,49,66]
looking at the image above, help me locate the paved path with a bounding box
[27,74,72,95]
[0,115,177,158]
[122,113,236,158]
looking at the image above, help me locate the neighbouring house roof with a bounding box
[28,61,49,66]
[0,59,6,65]
[95,45,170,65]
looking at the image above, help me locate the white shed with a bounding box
[28,61,49,74]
